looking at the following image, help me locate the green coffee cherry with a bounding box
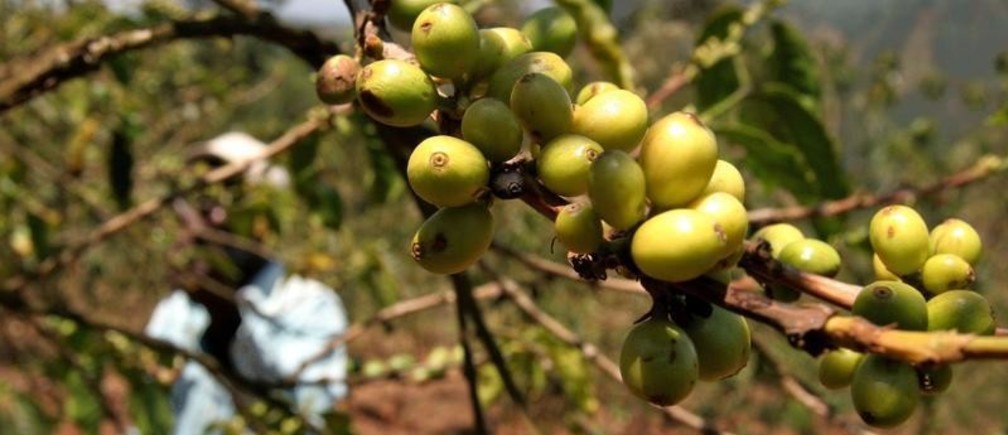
[926,290,996,335]
[631,209,728,282]
[520,7,578,58]
[315,54,360,105]
[587,150,647,230]
[639,112,719,210]
[411,3,480,79]
[852,280,928,330]
[472,27,533,79]
[356,59,438,127]
[387,0,456,32]
[851,355,919,428]
[461,98,523,163]
[917,364,953,395]
[554,201,603,254]
[486,52,573,102]
[689,192,748,258]
[751,223,804,258]
[929,218,982,265]
[869,205,930,276]
[921,253,975,294]
[701,159,745,202]
[536,134,603,196]
[510,73,573,143]
[571,89,648,152]
[751,223,805,302]
[681,305,751,381]
[410,203,494,274]
[407,136,489,207]
[575,81,620,105]
[818,348,864,389]
[777,239,842,277]
[872,253,901,281]
[619,317,699,406]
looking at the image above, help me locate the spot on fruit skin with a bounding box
[358,90,395,118]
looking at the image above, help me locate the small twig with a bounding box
[3,111,335,293]
[747,154,1008,224]
[645,67,690,110]
[453,275,489,434]
[490,243,645,296]
[0,15,339,112]
[452,273,529,410]
[287,282,504,383]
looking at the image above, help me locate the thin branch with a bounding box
[747,154,1008,224]
[2,111,335,293]
[490,243,645,296]
[454,274,489,434]
[0,15,339,112]
[492,276,730,434]
[287,283,504,383]
[452,273,529,409]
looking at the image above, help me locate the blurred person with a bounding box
[144,132,349,433]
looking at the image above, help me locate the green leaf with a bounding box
[288,133,320,196]
[109,126,134,210]
[26,212,50,261]
[712,124,816,201]
[767,20,821,110]
[364,137,404,204]
[740,87,849,200]
[312,185,343,230]
[694,6,744,111]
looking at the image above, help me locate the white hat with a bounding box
[193,132,291,188]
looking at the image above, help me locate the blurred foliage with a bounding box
[1,0,1008,433]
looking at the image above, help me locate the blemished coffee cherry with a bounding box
[751,223,805,302]
[510,73,573,143]
[316,54,360,105]
[554,201,603,254]
[520,6,578,58]
[461,98,523,163]
[472,27,533,79]
[631,209,729,282]
[681,305,751,381]
[410,203,494,274]
[751,223,804,257]
[575,81,620,105]
[917,364,953,395]
[921,253,975,294]
[853,280,928,331]
[926,290,996,335]
[872,253,901,281]
[571,89,648,152]
[701,159,745,202]
[869,205,930,276]
[851,355,919,428]
[356,59,438,127]
[619,317,699,406]
[387,0,455,32]
[411,3,480,79]
[407,136,489,207]
[486,51,573,102]
[639,112,719,210]
[777,239,842,277]
[536,134,603,196]
[689,192,748,258]
[818,348,864,389]
[587,150,647,230]
[929,218,983,265]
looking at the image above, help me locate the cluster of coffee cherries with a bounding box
[810,205,991,428]
[315,0,758,409]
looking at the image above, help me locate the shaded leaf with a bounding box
[712,124,816,202]
[740,87,849,200]
[109,127,134,210]
[694,6,743,111]
[768,20,821,110]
